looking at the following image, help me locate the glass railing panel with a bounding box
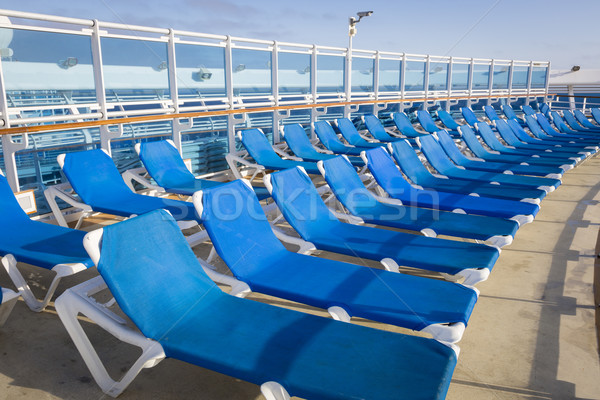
[317,55,344,93]
[182,115,229,174]
[351,57,374,93]
[232,48,272,96]
[451,63,470,91]
[492,64,510,89]
[472,64,491,90]
[531,66,548,89]
[428,61,448,91]
[176,43,226,99]
[278,52,310,95]
[378,59,401,92]
[404,61,425,92]
[512,65,529,89]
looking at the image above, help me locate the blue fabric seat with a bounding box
[537,113,600,142]
[459,125,573,171]
[336,118,383,148]
[362,114,404,142]
[501,104,527,126]
[61,149,199,221]
[436,130,563,178]
[282,124,363,166]
[416,110,440,132]
[437,110,463,132]
[575,109,600,130]
[314,120,365,155]
[521,105,536,116]
[592,108,600,125]
[388,140,543,203]
[0,170,92,311]
[263,167,498,281]
[479,121,583,163]
[460,107,481,127]
[240,128,321,174]
[197,178,480,335]
[91,209,459,399]
[483,105,501,122]
[391,112,429,138]
[363,147,539,222]
[318,155,518,244]
[562,110,600,133]
[137,140,270,200]
[524,115,598,154]
[419,135,559,193]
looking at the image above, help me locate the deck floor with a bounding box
[0,155,599,399]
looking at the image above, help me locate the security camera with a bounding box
[357,11,373,17]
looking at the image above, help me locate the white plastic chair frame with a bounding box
[55,228,290,399]
[0,287,19,326]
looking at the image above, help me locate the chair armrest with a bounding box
[122,167,165,194]
[44,184,92,227]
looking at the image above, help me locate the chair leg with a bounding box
[261,381,291,400]
[0,288,19,327]
[55,276,166,398]
[1,255,87,312]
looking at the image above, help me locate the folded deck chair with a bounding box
[391,112,429,141]
[483,105,501,122]
[0,169,93,312]
[317,155,518,246]
[362,114,404,142]
[521,104,536,116]
[437,110,463,132]
[575,109,600,130]
[562,110,600,133]
[419,135,558,194]
[537,113,600,142]
[263,167,497,284]
[459,125,573,172]
[282,123,363,166]
[362,146,538,224]
[314,120,366,156]
[388,140,541,204]
[239,128,321,174]
[195,179,479,343]
[0,287,19,327]
[57,209,461,399]
[335,118,384,148]
[436,130,563,178]
[501,104,526,125]
[135,140,270,200]
[58,149,200,220]
[479,121,583,163]
[460,107,481,127]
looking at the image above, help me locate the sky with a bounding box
[2,0,599,70]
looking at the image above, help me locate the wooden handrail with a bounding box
[0,93,550,136]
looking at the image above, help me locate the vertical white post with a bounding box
[400,53,406,101]
[467,58,474,106]
[167,29,183,154]
[310,44,318,138]
[487,59,494,105]
[344,33,352,118]
[568,85,576,111]
[225,36,237,153]
[507,60,514,103]
[526,61,533,105]
[446,57,453,111]
[373,51,380,114]
[423,55,430,110]
[271,41,280,143]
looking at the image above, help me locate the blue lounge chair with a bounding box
[362,114,404,142]
[317,155,518,246]
[562,110,600,133]
[483,105,501,122]
[263,166,498,284]
[460,107,480,127]
[57,209,460,399]
[388,139,542,203]
[437,110,463,132]
[0,169,93,312]
[550,111,588,134]
[239,128,321,174]
[480,121,583,163]
[592,108,600,125]
[419,135,559,193]
[436,130,563,179]
[575,109,600,130]
[282,123,363,166]
[542,112,600,141]
[416,110,440,133]
[196,178,479,341]
[522,104,536,116]
[459,125,573,172]
[362,146,538,224]
[525,115,598,154]
[135,140,270,200]
[335,118,383,148]
[540,103,550,114]
[0,287,19,327]
[314,120,365,156]
[57,149,200,223]
[391,112,429,141]
[501,104,526,126]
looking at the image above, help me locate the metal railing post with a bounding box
[225,35,236,153]
[271,40,280,143]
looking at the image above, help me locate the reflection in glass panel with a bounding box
[351,57,373,92]
[451,63,469,90]
[378,59,401,92]
[101,37,170,101]
[232,48,272,96]
[472,64,491,90]
[492,65,510,89]
[183,116,229,174]
[317,55,344,93]
[428,62,448,91]
[1,28,95,106]
[531,67,547,88]
[176,43,225,98]
[404,61,425,91]
[512,66,529,89]
[278,52,310,94]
